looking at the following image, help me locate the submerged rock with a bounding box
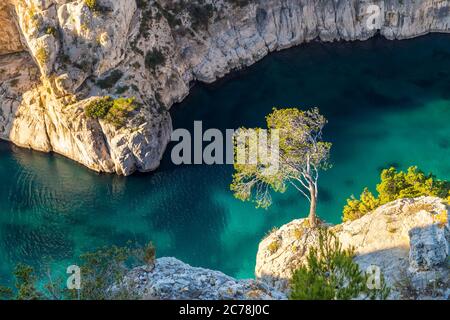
[1,0,450,174]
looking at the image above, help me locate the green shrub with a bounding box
[267,239,281,254]
[85,97,113,119]
[343,188,380,222]
[226,0,250,8]
[153,1,215,30]
[343,166,450,222]
[145,49,165,71]
[115,85,129,95]
[143,242,156,266]
[45,26,57,36]
[289,228,390,300]
[84,0,109,13]
[73,244,139,300]
[85,0,98,11]
[187,3,214,30]
[153,1,182,28]
[85,96,137,127]
[135,0,147,9]
[0,264,43,300]
[96,70,123,89]
[35,46,48,65]
[60,54,71,64]
[105,97,137,127]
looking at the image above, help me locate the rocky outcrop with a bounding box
[1,0,449,174]
[120,197,448,300]
[1,0,172,174]
[122,257,286,300]
[256,196,450,299]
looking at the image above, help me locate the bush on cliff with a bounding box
[104,98,137,127]
[85,97,137,127]
[289,228,390,300]
[85,96,112,119]
[226,0,251,8]
[85,0,98,11]
[187,2,215,30]
[35,46,48,66]
[343,166,450,222]
[96,70,123,89]
[84,0,109,13]
[145,49,166,71]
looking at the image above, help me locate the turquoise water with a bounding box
[1,35,450,283]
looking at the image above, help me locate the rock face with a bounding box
[1,0,449,174]
[256,196,450,299]
[123,257,286,300]
[1,0,172,174]
[121,197,448,300]
[0,3,25,55]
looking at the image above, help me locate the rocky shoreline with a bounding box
[1,0,449,174]
[123,197,449,300]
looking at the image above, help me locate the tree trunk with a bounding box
[308,185,317,227]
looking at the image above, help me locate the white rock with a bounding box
[255,196,450,299]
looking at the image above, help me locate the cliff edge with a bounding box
[1,0,449,174]
[256,196,449,299]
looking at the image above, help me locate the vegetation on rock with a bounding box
[145,49,166,71]
[85,0,98,11]
[186,2,215,30]
[226,0,251,8]
[85,96,112,119]
[45,26,57,36]
[85,96,137,127]
[289,228,390,300]
[343,166,450,222]
[115,85,129,95]
[84,0,109,13]
[96,70,124,89]
[35,46,48,65]
[154,0,215,30]
[267,239,281,254]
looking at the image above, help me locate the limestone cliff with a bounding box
[0,0,449,174]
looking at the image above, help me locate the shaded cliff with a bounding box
[0,0,449,174]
